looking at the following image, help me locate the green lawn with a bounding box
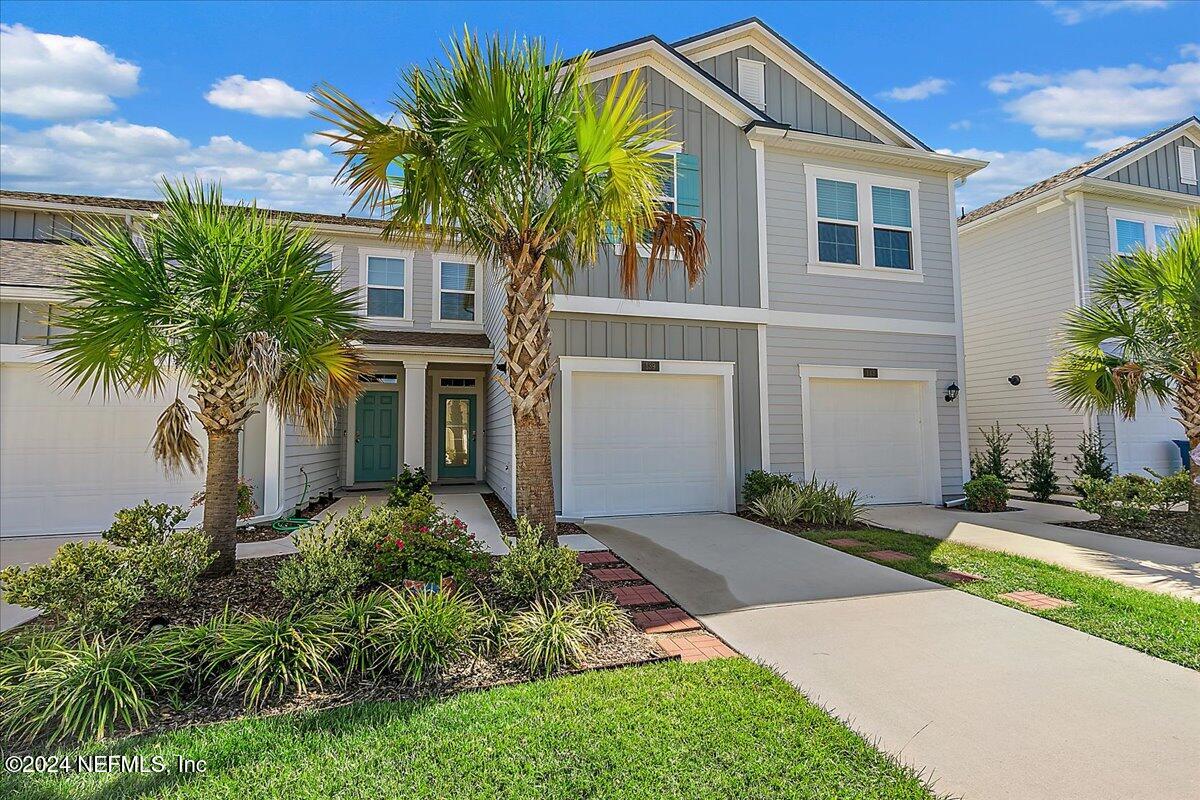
[795,526,1200,670]
[4,659,935,800]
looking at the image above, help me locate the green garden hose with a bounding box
[270,466,316,532]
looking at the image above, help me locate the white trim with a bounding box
[804,163,924,280]
[402,360,428,469]
[737,57,766,109]
[1087,121,1200,180]
[0,343,44,363]
[750,126,985,178]
[432,254,484,330]
[583,42,763,127]
[345,371,404,486]
[1066,193,1086,307]
[749,139,770,308]
[676,21,920,149]
[797,364,942,505]
[358,246,415,325]
[756,324,770,472]
[947,176,970,487]
[262,406,284,518]
[1106,207,1183,255]
[1179,145,1198,186]
[0,285,68,303]
[558,355,737,517]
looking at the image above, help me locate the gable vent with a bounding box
[1179,145,1197,186]
[737,58,766,110]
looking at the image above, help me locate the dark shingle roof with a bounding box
[959,117,1200,226]
[355,330,492,350]
[0,239,73,288]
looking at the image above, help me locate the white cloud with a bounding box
[989,51,1200,140]
[940,146,1087,212]
[0,120,354,213]
[205,75,311,118]
[0,23,139,119]
[1181,43,1200,59]
[1084,136,1133,151]
[881,78,950,102]
[1040,0,1170,26]
[949,119,973,132]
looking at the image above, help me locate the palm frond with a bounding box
[152,398,203,473]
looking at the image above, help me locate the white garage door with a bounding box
[1114,397,1187,475]
[807,378,928,505]
[1,365,204,537]
[566,371,728,517]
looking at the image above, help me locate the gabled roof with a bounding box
[673,17,931,151]
[959,116,1200,227]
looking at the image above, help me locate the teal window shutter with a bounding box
[871,186,911,228]
[676,153,701,218]
[816,178,857,221]
[604,221,621,245]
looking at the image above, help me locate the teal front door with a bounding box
[438,394,476,479]
[355,391,397,482]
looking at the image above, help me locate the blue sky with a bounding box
[1,0,1197,212]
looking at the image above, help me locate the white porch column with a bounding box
[403,360,428,469]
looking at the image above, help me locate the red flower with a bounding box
[396,539,405,550]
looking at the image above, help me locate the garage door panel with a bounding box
[567,371,727,517]
[807,379,927,505]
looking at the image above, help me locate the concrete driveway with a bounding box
[585,513,1200,800]
[868,500,1200,601]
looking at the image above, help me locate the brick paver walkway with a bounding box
[656,633,738,663]
[827,537,869,548]
[998,590,1075,611]
[612,584,671,607]
[632,606,702,634]
[577,550,621,565]
[589,567,642,583]
[930,570,983,584]
[866,550,915,562]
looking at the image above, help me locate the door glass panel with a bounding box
[443,399,470,467]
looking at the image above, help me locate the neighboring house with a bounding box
[0,17,986,537]
[959,116,1199,479]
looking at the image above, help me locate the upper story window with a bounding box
[737,58,766,110]
[1110,210,1179,257]
[360,250,412,320]
[607,143,700,256]
[437,260,477,323]
[806,165,922,281]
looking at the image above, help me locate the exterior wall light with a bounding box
[1009,375,1022,386]
[944,383,959,403]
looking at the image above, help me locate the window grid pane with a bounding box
[1153,224,1176,250]
[873,228,912,270]
[817,221,858,264]
[440,262,475,291]
[871,186,912,228]
[367,256,405,287]
[367,287,405,317]
[440,292,475,321]
[315,253,334,273]
[1115,219,1145,254]
[816,178,858,222]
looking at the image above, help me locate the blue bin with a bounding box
[1174,439,1191,470]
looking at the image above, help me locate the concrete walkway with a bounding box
[867,500,1200,601]
[584,513,1200,800]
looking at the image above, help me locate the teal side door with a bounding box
[438,394,476,479]
[355,391,397,482]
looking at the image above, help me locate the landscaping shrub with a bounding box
[742,469,795,505]
[1,632,188,743]
[749,477,867,527]
[275,519,371,601]
[749,485,807,525]
[102,500,216,603]
[494,516,583,601]
[191,476,258,520]
[207,607,342,709]
[970,422,1015,482]
[507,596,594,677]
[0,542,144,632]
[103,501,190,548]
[1074,430,1113,482]
[373,509,489,585]
[469,594,510,657]
[570,590,630,636]
[387,464,429,508]
[963,474,1008,512]
[0,629,69,700]
[327,590,393,677]
[1145,468,1191,512]
[1075,476,1154,527]
[1018,425,1060,502]
[376,589,478,684]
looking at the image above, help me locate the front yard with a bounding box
[761,521,1200,671]
[2,658,936,800]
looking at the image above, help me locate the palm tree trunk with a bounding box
[1178,367,1200,537]
[202,430,241,576]
[500,245,558,542]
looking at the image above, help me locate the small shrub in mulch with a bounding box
[1060,511,1198,549]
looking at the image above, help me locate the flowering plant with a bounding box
[373,510,489,585]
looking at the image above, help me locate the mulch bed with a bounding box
[481,491,589,537]
[235,493,341,543]
[737,509,870,533]
[1059,512,1199,549]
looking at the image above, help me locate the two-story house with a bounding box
[959,117,1199,478]
[0,18,986,538]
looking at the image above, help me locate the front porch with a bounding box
[344,330,495,489]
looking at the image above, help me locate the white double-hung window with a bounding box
[806,165,922,281]
[1110,209,1180,256]
[359,248,414,322]
[435,259,478,323]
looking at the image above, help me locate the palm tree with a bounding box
[1051,209,1200,533]
[313,32,707,539]
[47,180,365,575]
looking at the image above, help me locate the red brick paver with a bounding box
[656,633,738,663]
[632,606,703,634]
[612,584,670,607]
[866,550,915,562]
[577,551,621,566]
[827,537,869,549]
[998,590,1075,611]
[588,567,642,583]
[930,570,983,584]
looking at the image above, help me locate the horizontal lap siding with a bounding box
[766,327,965,495]
[564,68,759,308]
[482,271,513,513]
[959,203,1084,471]
[283,409,344,510]
[548,314,762,513]
[764,148,957,322]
